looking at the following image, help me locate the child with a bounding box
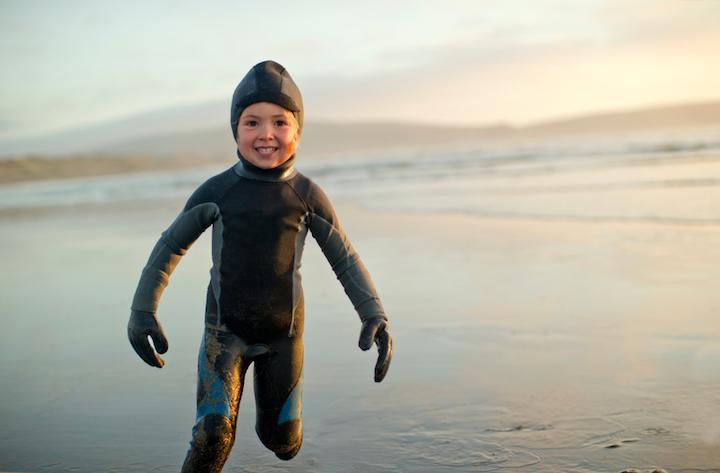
[127,60,393,472]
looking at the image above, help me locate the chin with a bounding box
[255,161,279,169]
[251,157,290,170]
[260,155,293,169]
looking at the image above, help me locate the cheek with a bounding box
[289,136,300,154]
[236,132,253,149]
[292,125,301,145]
[283,129,299,148]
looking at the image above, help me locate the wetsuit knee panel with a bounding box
[182,414,236,473]
[255,416,303,460]
[275,434,302,461]
[192,414,235,450]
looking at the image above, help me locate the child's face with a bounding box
[236,102,300,169]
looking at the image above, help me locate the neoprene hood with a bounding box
[230,60,304,140]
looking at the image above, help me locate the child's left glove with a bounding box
[127,310,169,368]
[358,318,393,383]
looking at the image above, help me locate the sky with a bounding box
[1,0,719,139]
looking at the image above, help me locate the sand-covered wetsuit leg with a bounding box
[181,299,303,471]
[253,334,304,460]
[181,324,251,473]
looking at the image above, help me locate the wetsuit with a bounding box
[130,154,387,471]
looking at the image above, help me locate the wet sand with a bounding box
[1,154,720,471]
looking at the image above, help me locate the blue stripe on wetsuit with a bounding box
[196,336,231,420]
[278,374,303,425]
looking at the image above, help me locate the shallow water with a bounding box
[1,137,720,472]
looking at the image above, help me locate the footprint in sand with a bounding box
[605,438,640,449]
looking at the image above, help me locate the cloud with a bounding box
[596,0,720,43]
[299,1,720,126]
[2,0,719,137]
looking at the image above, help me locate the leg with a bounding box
[181,325,249,473]
[253,335,304,460]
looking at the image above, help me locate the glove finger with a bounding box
[374,330,392,383]
[151,326,169,354]
[128,329,164,368]
[359,319,384,351]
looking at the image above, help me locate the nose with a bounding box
[258,122,274,140]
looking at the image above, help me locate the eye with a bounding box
[244,120,258,127]
[274,119,288,127]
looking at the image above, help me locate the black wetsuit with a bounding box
[131,154,387,471]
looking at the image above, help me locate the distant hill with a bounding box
[0,100,228,157]
[1,99,718,160]
[524,101,720,135]
[102,100,720,159]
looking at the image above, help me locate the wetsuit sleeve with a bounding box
[307,184,387,322]
[131,201,220,314]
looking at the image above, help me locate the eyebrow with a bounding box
[241,114,289,119]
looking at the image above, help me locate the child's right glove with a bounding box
[127,310,169,368]
[358,318,393,383]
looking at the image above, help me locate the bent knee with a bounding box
[274,437,302,461]
[256,418,302,460]
[192,414,235,451]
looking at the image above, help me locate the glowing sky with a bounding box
[1,0,718,139]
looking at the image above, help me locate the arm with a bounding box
[307,189,392,382]
[308,211,386,320]
[128,202,220,368]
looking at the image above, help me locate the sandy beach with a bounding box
[1,140,719,472]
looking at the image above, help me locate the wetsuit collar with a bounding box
[233,151,297,182]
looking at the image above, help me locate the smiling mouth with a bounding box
[255,147,278,156]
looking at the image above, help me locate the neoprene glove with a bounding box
[128,309,169,368]
[358,318,393,383]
